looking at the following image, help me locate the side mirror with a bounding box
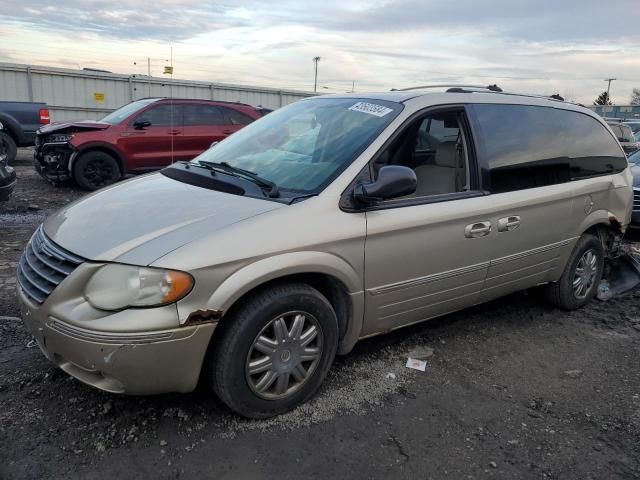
[353,165,417,205]
[133,118,151,129]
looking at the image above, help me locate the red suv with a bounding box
[34,98,263,190]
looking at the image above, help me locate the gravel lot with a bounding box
[1,150,639,479]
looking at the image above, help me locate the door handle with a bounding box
[222,129,233,135]
[464,221,492,238]
[497,215,521,232]
[168,129,181,135]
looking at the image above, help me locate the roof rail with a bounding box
[392,84,502,92]
[392,84,581,106]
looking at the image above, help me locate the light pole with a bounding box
[313,56,321,93]
[605,78,616,103]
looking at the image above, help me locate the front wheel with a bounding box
[209,283,338,418]
[0,131,17,165]
[73,151,121,190]
[545,234,604,310]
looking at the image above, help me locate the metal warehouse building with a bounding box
[589,104,640,120]
[0,62,314,122]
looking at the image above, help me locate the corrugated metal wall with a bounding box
[589,104,640,120]
[0,63,314,121]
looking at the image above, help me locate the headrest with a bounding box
[434,141,458,168]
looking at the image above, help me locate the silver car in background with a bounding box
[17,87,633,417]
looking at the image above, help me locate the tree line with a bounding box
[594,88,640,106]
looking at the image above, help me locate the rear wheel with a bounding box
[545,234,604,310]
[73,151,121,190]
[209,283,338,418]
[0,131,17,165]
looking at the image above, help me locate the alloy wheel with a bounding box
[245,311,323,400]
[573,249,598,299]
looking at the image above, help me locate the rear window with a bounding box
[469,104,627,193]
[222,107,255,126]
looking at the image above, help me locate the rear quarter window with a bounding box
[469,104,627,193]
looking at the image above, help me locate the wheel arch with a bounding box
[579,209,625,255]
[200,252,364,354]
[71,143,126,175]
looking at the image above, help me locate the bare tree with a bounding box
[631,88,640,105]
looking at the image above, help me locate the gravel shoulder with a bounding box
[1,153,639,480]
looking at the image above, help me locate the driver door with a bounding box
[120,104,183,170]
[362,107,492,336]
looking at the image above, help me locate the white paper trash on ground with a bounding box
[406,358,427,372]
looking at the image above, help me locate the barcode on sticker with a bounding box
[348,102,393,117]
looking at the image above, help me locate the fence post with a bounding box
[210,84,215,100]
[279,90,283,107]
[128,76,134,101]
[26,66,34,101]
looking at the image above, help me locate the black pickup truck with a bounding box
[0,101,50,164]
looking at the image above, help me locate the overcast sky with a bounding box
[1,0,639,103]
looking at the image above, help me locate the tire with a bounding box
[210,282,339,418]
[545,234,604,310]
[0,131,17,165]
[73,151,121,190]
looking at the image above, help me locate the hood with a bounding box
[43,173,284,265]
[38,120,111,135]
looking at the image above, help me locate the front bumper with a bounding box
[33,138,75,183]
[17,287,216,395]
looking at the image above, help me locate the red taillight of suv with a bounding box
[39,108,50,125]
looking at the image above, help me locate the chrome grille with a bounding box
[634,188,640,212]
[17,226,84,304]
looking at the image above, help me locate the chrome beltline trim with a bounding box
[368,261,490,296]
[490,237,576,266]
[367,237,575,297]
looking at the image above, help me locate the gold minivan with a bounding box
[17,87,633,417]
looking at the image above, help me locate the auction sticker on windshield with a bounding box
[348,102,393,117]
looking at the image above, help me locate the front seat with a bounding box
[413,141,462,196]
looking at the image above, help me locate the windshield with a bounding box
[190,97,402,193]
[100,98,159,124]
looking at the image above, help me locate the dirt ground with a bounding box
[1,151,639,480]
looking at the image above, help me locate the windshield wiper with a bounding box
[195,161,279,198]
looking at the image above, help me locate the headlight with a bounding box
[85,264,194,311]
[47,133,73,143]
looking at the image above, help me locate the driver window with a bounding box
[373,110,470,197]
[138,104,182,126]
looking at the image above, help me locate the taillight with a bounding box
[39,109,50,125]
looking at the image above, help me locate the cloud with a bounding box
[1,0,639,103]
[3,1,244,40]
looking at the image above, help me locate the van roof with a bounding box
[320,88,592,115]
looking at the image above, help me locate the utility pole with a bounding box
[605,78,616,103]
[147,57,151,97]
[313,56,321,93]
[351,80,355,93]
